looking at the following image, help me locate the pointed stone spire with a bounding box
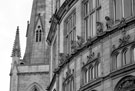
[11,26,21,57]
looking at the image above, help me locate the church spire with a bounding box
[11,26,21,57]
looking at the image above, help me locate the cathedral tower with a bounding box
[10,0,52,91]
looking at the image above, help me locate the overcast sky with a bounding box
[0,0,32,91]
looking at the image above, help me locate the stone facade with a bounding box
[47,0,135,91]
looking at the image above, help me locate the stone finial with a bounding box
[77,35,84,47]
[105,16,114,29]
[11,26,21,57]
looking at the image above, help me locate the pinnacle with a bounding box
[11,26,21,57]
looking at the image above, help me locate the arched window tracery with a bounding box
[114,75,135,91]
[35,25,42,42]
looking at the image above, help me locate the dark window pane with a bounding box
[133,0,135,16]
[39,30,42,42]
[36,31,38,42]
[117,53,121,68]
[123,0,132,18]
[115,0,122,20]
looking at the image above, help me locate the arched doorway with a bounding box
[114,75,135,91]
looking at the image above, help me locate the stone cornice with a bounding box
[17,71,49,75]
[46,12,59,45]
[56,0,78,23]
[17,65,49,74]
[110,63,135,79]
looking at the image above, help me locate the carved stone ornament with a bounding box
[71,40,77,52]
[118,17,126,29]
[105,16,114,29]
[59,53,66,65]
[87,36,92,43]
[66,67,71,78]
[115,76,135,91]
[77,35,84,47]
[120,17,126,25]
[96,21,104,36]
[112,45,116,51]
[87,47,95,63]
[119,29,130,47]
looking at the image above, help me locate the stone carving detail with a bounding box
[118,17,126,29]
[59,53,66,65]
[105,16,114,29]
[96,21,104,36]
[77,35,84,47]
[66,68,71,78]
[115,76,135,91]
[112,45,116,51]
[87,36,92,43]
[64,67,74,80]
[119,29,130,47]
[87,47,95,62]
[120,17,126,25]
[71,40,77,52]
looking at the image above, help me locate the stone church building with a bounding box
[10,0,52,91]
[10,0,135,91]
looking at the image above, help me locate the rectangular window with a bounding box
[82,0,101,41]
[64,11,76,54]
[114,0,135,21]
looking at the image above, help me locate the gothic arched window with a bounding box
[112,51,121,70]
[39,30,42,42]
[35,25,42,42]
[95,62,101,78]
[91,67,94,79]
[88,67,91,81]
[36,31,39,42]
[122,48,129,66]
[84,68,88,83]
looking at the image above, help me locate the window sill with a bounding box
[80,77,102,91]
[110,63,135,79]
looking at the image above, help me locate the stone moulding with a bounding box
[46,73,57,91]
[56,0,78,23]
[79,77,102,91]
[111,40,135,56]
[46,13,58,45]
